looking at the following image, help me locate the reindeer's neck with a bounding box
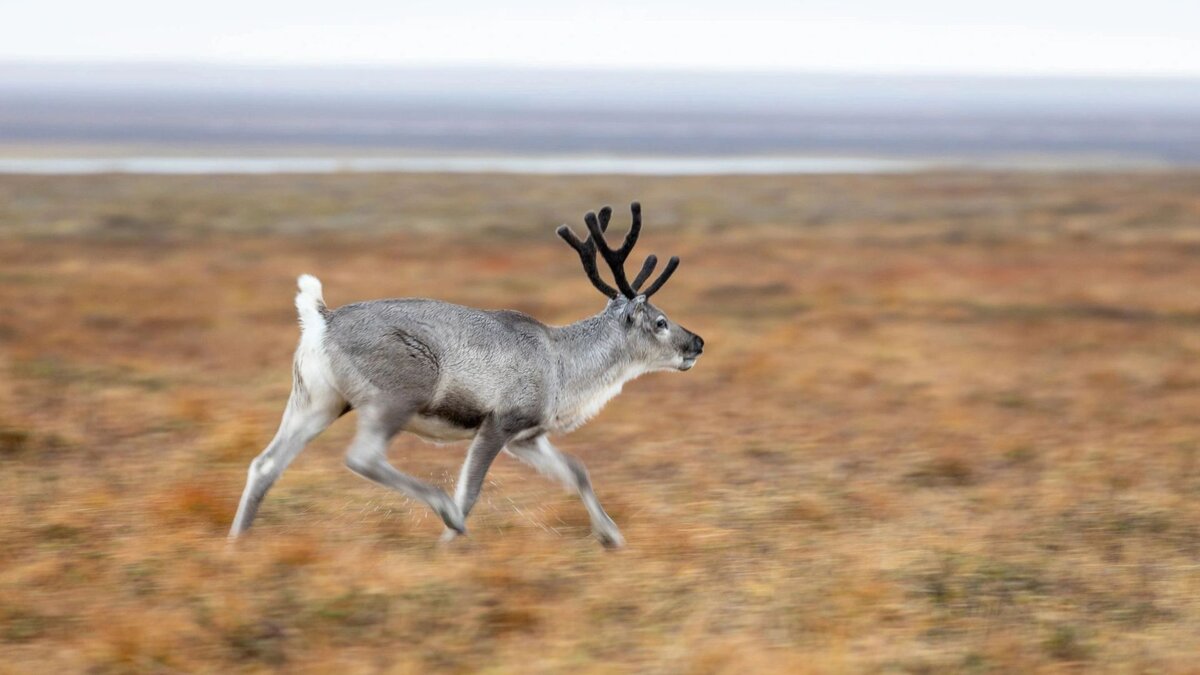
[547,310,644,431]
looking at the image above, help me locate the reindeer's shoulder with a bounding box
[485,309,552,342]
[487,308,544,327]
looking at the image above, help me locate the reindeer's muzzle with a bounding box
[680,334,704,370]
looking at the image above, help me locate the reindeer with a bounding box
[229,202,704,547]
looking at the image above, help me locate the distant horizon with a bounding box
[5,60,1200,168]
[5,60,1199,118]
[6,59,1200,81]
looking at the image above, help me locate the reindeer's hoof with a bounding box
[434,499,466,535]
[595,527,625,549]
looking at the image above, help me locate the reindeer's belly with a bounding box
[404,414,478,443]
[403,386,489,443]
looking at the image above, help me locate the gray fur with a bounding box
[230,222,703,548]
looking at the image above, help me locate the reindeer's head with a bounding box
[558,202,704,372]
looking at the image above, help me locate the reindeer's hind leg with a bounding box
[229,376,346,538]
[231,273,345,538]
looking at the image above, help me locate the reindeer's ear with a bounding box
[624,295,647,323]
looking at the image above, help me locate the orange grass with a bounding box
[2,171,1200,672]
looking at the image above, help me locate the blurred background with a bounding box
[4,1,1200,172]
[3,2,1200,672]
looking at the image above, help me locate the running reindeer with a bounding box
[229,202,704,547]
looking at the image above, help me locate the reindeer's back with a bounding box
[324,299,554,424]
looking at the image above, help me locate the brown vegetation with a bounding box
[2,171,1200,672]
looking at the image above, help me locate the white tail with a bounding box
[295,274,326,330]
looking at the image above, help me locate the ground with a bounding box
[2,171,1200,672]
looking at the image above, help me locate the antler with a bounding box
[556,202,679,300]
[556,207,619,299]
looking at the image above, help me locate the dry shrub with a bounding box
[255,533,323,571]
[479,602,541,638]
[842,487,900,521]
[0,605,61,644]
[205,414,268,464]
[224,620,288,666]
[171,390,213,426]
[780,494,834,526]
[155,480,237,530]
[85,611,193,672]
[906,450,977,487]
[1043,623,1092,662]
[683,638,807,675]
[0,425,31,456]
[469,564,548,637]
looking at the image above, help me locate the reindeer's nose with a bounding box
[690,335,705,354]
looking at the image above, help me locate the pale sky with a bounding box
[5,0,1199,76]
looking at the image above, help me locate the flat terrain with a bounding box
[2,172,1200,672]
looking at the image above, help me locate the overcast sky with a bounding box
[4,1,1198,76]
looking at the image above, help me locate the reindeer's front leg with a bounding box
[441,415,514,542]
[506,435,624,548]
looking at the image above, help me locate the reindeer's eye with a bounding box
[655,317,668,331]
